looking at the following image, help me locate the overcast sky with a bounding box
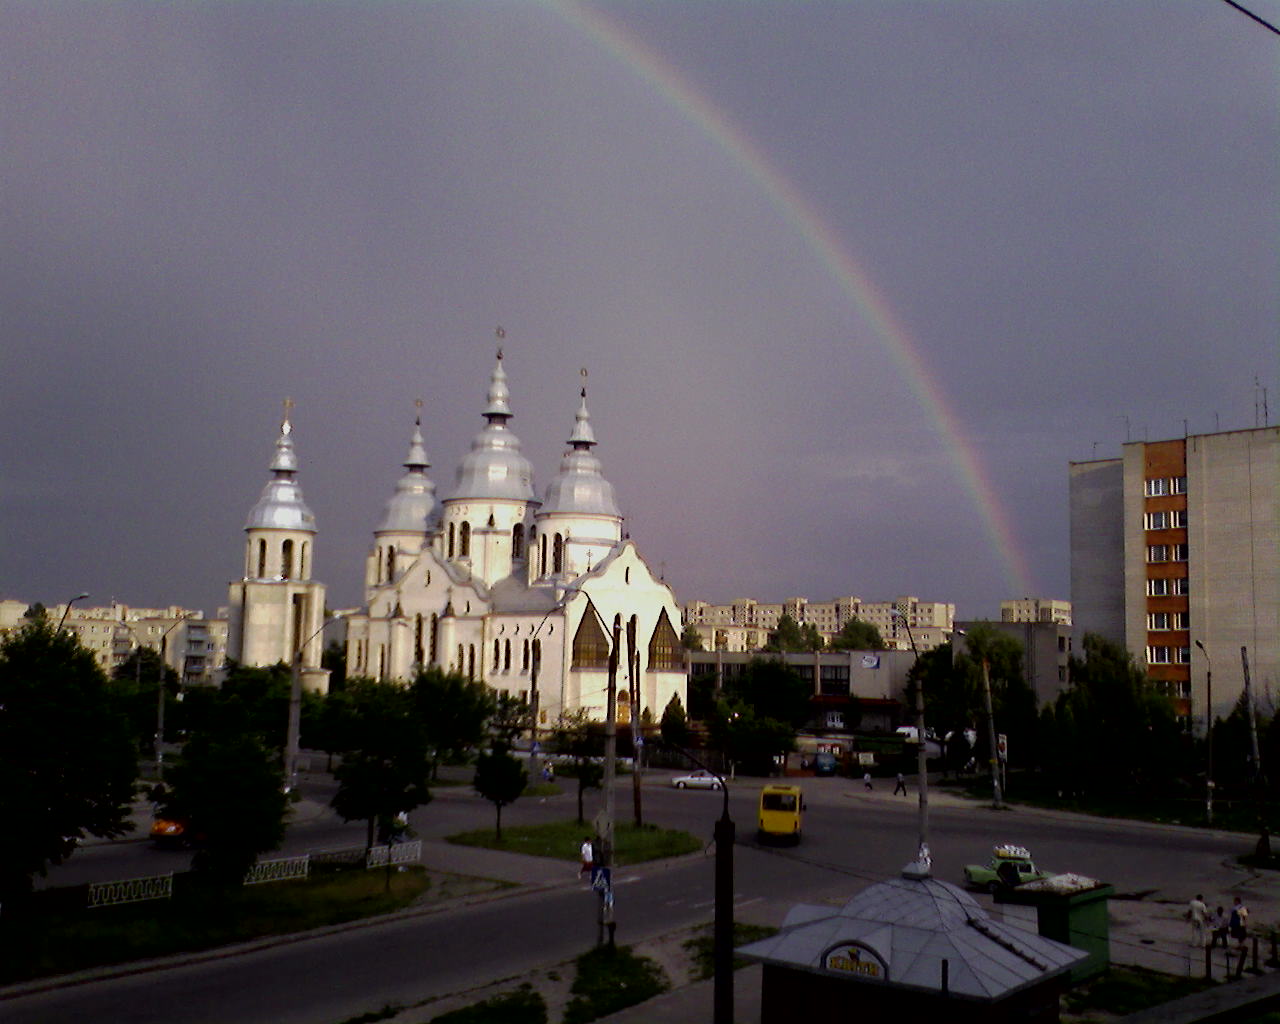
[3,0,1277,621]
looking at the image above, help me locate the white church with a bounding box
[227,350,687,728]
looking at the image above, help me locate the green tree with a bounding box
[157,698,288,885]
[473,744,527,840]
[708,701,796,776]
[411,667,495,777]
[660,693,690,749]
[0,619,137,900]
[330,680,433,850]
[1045,633,1183,798]
[321,638,348,691]
[723,658,811,728]
[110,647,179,755]
[552,710,604,824]
[764,614,823,653]
[681,623,705,651]
[490,691,531,748]
[830,617,885,651]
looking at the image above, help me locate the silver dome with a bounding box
[245,415,317,532]
[445,351,537,503]
[376,417,435,534]
[540,387,620,517]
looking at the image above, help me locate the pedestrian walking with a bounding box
[1229,895,1249,945]
[579,836,595,877]
[1210,905,1229,949]
[893,773,907,796]
[863,771,873,791]
[1187,893,1208,947]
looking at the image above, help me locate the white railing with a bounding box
[88,872,174,908]
[243,854,311,886]
[365,840,422,869]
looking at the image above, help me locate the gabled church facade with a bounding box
[341,352,685,726]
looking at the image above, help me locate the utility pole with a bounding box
[980,657,1003,810]
[1196,640,1213,824]
[597,614,620,946]
[627,616,643,827]
[1243,647,1269,857]
[528,641,541,786]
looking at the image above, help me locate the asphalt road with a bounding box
[7,772,1255,1024]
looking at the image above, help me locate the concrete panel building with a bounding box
[1070,426,1279,725]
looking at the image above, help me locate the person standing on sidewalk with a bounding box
[579,836,594,878]
[1187,894,1208,947]
[863,771,873,791]
[1210,905,1229,949]
[893,773,907,796]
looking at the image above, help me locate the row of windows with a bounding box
[445,522,529,561]
[1144,476,1187,497]
[1147,544,1189,563]
[1144,510,1188,530]
[253,538,309,580]
[1147,646,1192,665]
[1147,577,1189,596]
[1154,680,1192,698]
[1147,612,1190,630]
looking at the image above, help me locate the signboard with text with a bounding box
[821,941,888,981]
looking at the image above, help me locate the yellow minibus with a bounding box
[758,783,804,844]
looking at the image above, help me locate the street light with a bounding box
[953,627,1002,810]
[155,616,189,773]
[662,740,734,1024]
[56,592,90,633]
[1195,640,1214,824]
[285,611,342,792]
[894,612,930,870]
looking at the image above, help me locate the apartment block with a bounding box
[1070,426,1279,725]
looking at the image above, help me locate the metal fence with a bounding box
[85,840,423,908]
[88,872,174,909]
[244,854,311,886]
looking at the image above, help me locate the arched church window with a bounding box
[257,539,267,578]
[415,614,424,667]
[540,535,547,575]
[282,539,294,580]
[648,609,682,671]
[571,603,610,669]
[300,541,308,579]
[493,639,501,671]
[513,523,525,559]
[467,644,476,680]
[448,523,455,558]
[553,534,563,574]
[504,639,511,672]
[460,522,471,557]
[387,548,396,581]
[430,614,439,663]
[522,639,530,672]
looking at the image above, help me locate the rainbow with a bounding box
[546,0,1034,598]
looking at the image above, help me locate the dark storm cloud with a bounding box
[2,1,1276,618]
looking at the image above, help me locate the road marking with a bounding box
[734,897,763,909]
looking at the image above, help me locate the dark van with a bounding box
[813,751,838,776]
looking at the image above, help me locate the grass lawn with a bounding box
[445,819,702,865]
[0,865,507,987]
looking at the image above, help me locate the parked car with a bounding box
[671,770,722,790]
[963,844,1051,892]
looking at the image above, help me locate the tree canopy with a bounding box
[157,697,290,885]
[764,614,823,653]
[329,680,433,849]
[0,619,138,899]
[830,617,885,651]
[473,743,527,840]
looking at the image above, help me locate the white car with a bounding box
[671,770,722,790]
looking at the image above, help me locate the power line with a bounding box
[1217,0,1280,37]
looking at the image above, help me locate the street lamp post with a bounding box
[286,611,341,792]
[895,612,930,867]
[154,616,189,773]
[1196,640,1214,824]
[56,592,90,634]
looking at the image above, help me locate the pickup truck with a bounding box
[962,844,1051,892]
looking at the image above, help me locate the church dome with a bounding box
[377,415,435,533]
[446,350,537,503]
[540,386,621,517]
[245,412,317,533]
